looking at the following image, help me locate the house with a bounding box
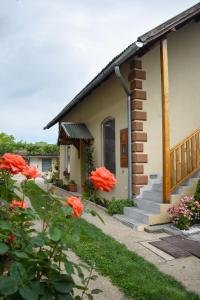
[44,3,200,228]
[27,154,58,175]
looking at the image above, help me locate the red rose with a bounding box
[9,199,28,210]
[89,167,116,192]
[0,153,26,175]
[7,234,16,244]
[65,196,84,218]
[22,165,40,179]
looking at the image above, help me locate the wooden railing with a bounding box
[170,128,200,191]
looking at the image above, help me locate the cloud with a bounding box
[0,0,198,142]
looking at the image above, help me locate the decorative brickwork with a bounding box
[129,59,148,196]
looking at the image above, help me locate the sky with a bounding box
[0,0,198,143]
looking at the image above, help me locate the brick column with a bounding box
[128,59,148,197]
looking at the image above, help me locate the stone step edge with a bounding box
[113,214,147,231]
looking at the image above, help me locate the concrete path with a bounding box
[35,179,200,295]
[83,202,200,295]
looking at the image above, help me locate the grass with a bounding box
[26,181,200,300]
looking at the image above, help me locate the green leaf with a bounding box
[30,281,44,295]
[89,210,104,223]
[31,235,45,247]
[0,242,9,255]
[53,281,74,294]
[91,289,102,294]
[62,206,72,216]
[15,251,29,259]
[10,262,27,285]
[0,276,18,296]
[19,286,39,300]
[64,260,74,275]
[49,226,62,242]
[0,221,11,231]
[87,294,94,300]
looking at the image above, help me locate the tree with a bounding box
[0,132,58,156]
[0,132,17,155]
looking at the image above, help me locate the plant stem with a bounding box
[81,265,94,300]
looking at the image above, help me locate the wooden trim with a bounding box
[160,39,170,203]
[171,166,200,192]
[170,127,200,191]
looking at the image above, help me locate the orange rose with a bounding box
[0,153,27,175]
[22,165,40,179]
[65,196,84,218]
[89,167,116,192]
[9,199,28,210]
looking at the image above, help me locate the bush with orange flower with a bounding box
[0,153,105,299]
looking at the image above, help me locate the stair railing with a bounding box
[170,128,200,191]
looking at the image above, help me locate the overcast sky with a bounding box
[0,0,198,143]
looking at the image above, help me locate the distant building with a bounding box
[27,154,59,174]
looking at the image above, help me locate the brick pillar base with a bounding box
[128,59,148,196]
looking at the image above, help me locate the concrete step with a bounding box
[124,207,154,224]
[142,190,162,202]
[113,214,147,231]
[135,198,162,213]
[187,177,199,187]
[152,183,162,192]
[124,206,171,225]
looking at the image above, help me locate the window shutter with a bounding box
[120,128,128,168]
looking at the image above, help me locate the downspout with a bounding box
[114,66,132,200]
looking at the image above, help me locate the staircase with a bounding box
[114,128,200,231]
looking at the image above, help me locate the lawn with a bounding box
[26,181,200,300]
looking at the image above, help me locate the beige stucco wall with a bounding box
[60,63,129,199]
[59,20,200,193]
[168,21,200,146]
[141,20,200,176]
[141,45,162,176]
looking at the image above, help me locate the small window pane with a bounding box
[103,119,116,173]
[42,158,51,172]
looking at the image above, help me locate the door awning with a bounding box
[58,122,94,147]
[61,122,93,140]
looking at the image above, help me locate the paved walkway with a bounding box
[36,179,200,295]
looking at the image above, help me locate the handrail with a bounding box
[170,127,200,191]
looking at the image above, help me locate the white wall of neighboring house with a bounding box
[29,157,58,174]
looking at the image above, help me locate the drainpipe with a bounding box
[114,66,132,200]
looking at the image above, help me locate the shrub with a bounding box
[0,153,117,299]
[107,199,134,215]
[168,195,200,230]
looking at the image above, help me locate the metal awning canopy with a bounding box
[58,122,93,149]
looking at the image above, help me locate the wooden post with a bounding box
[160,39,170,203]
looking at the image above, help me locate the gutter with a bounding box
[114,66,132,200]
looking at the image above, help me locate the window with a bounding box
[65,145,71,173]
[103,118,116,173]
[42,158,52,172]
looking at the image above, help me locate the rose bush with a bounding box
[0,153,108,299]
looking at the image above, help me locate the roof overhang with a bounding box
[44,3,200,130]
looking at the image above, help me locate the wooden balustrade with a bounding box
[170,128,200,191]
